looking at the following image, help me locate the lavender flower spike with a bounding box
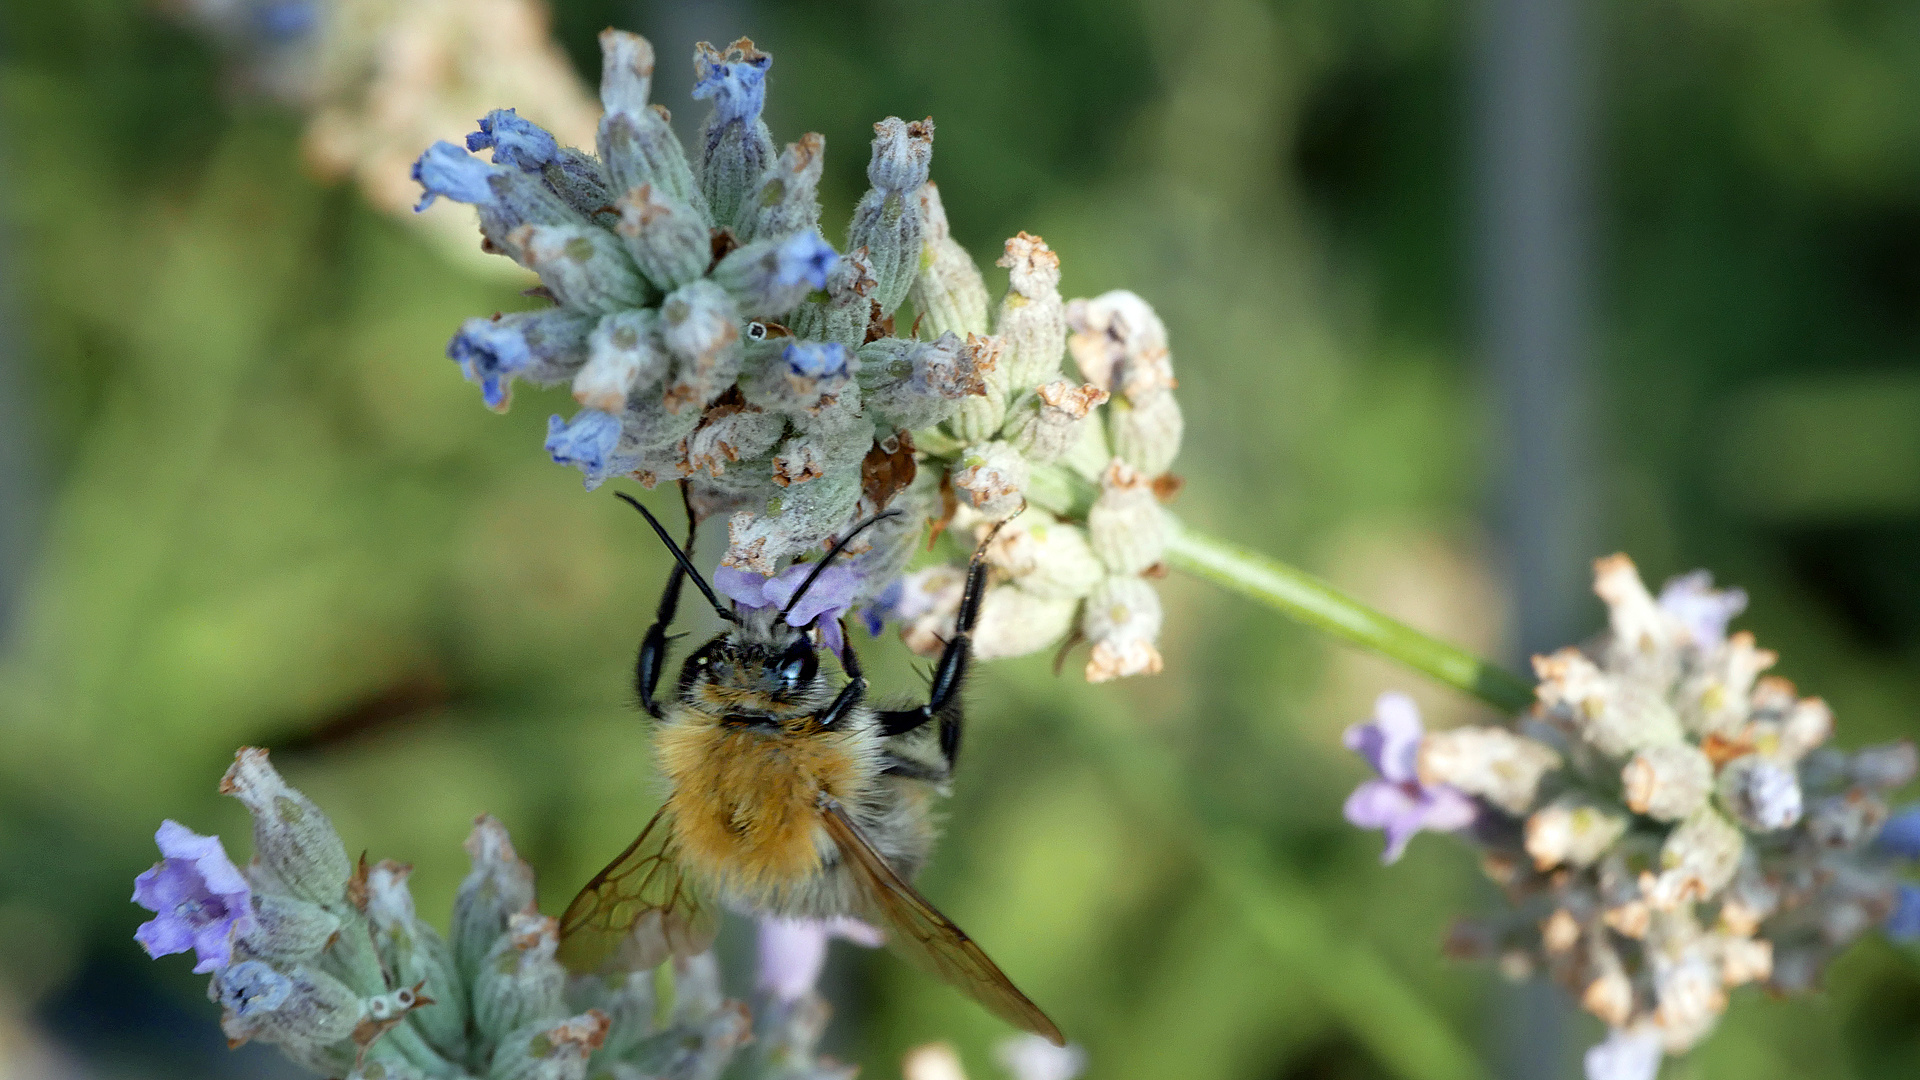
[1342,692,1476,863]
[715,560,862,654]
[133,820,254,974]
[754,916,883,1002]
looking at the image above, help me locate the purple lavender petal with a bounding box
[1877,804,1920,859]
[1886,883,1920,942]
[763,561,861,631]
[1418,784,1479,834]
[131,821,250,973]
[1343,779,1418,831]
[133,904,195,957]
[714,566,774,609]
[817,616,845,656]
[755,916,883,1002]
[1343,691,1424,783]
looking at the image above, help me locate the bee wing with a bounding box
[818,797,1065,1046]
[557,806,718,974]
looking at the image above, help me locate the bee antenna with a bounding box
[613,492,739,623]
[780,509,904,622]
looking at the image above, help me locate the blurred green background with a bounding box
[1,1,1917,1078]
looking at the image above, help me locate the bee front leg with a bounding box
[817,674,869,731]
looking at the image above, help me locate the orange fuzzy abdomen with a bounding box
[656,718,867,903]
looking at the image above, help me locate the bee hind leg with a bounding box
[876,522,998,768]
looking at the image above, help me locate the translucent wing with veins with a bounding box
[558,807,719,973]
[818,796,1065,1045]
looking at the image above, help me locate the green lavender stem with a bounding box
[1022,463,1536,713]
[1161,522,1537,713]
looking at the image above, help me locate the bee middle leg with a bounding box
[875,526,996,768]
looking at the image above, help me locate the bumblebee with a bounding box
[557,489,1062,1045]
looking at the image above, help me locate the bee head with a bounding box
[682,627,822,710]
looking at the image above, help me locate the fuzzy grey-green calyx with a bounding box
[847,118,933,318]
[738,133,825,244]
[220,749,352,907]
[597,30,708,219]
[909,182,991,339]
[615,185,711,292]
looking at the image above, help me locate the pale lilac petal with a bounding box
[1657,570,1746,650]
[188,920,237,973]
[995,1033,1087,1080]
[134,913,194,959]
[157,819,249,896]
[817,616,845,656]
[714,566,774,609]
[1418,785,1479,834]
[824,915,884,948]
[1343,692,1424,783]
[1344,780,1419,832]
[131,822,249,973]
[756,917,829,1001]
[1583,1027,1663,1080]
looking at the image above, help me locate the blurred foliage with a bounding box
[0,1,1915,1079]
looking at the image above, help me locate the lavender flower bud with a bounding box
[660,281,744,412]
[711,230,838,320]
[687,401,785,480]
[615,185,712,293]
[744,341,857,420]
[212,960,361,1068]
[1806,790,1888,848]
[730,150,822,269]
[596,31,707,218]
[468,108,560,173]
[539,149,619,225]
[847,118,934,317]
[1416,727,1562,815]
[411,143,586,253]
[1087,460,1165,575]
[693,39,776,231]
[993,232,1066,391]
[860,332,989,431]
[980,512,1103,601]
[1621,743,1714,822]
[1640,809,1743,909]
[1109,390,1185,478]
[473,911,569,1063]
[241,892,341,964]
[364,861,465,1061]
[1717,755,1803,831]
[1524,797,1629,871]
[546,410,629,489]
[1081,576,1164,682]
[724,470,863,574]
[579,970,656,1061]
[449,309,597,413]
[950,441,1029,520]
[490,1010,610,1080]
[789,248,878,348]
[909,182,991,338]
[506,225,650,315]
[220,749,352,908]
[972,585,1080,661]
[1005,381,1109,464]
[1533,649,1683,756]
[453,815,537,987]
[1066,290,1176,403]
[1677,632,1775,738]
[942,334,1011,444]
[575,310,667,413]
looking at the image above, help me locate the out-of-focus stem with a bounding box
[1162,522,1536,713]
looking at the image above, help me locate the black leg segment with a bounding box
[876,519,1006,767]
[633,484,699,719]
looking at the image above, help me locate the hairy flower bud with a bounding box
[1067,290,1176,403]
[212,960,361,1070]
[848,118,933,317]
[943,335,1010,444]
[242,892,341,964]
[971,585,1080,661]
[1622,743,1714,822]
[614,184,711,292]
[951,441,1029,520]
[1717,755,1803,832]
[723,470,863,574]
[1524,797,1629,871]
[787,248,876,348]
[660,281,743,412]
[980,511,1103,601]
[1005,380,1108,464]
[506,224,650,314]
[220,749,352,908]
[711,230,837,320]
[572,310,666,412]
[364,861,466,1061]
[1109,390,1184,478]
[597,31,707,217]
[1087,460,1165,575]
[686,400,784,480]
[1082,576,1164,682]
[490,1010,610,1080]
[739,133,825,244]
[993,232,1065,391]
[1640,809,1744,909]
[693,38,776,230]
[452,815,537,987]
[910,182,991,338]
[1533,649,1684,756]
[1417,727,1562,815]
[473,911,569,1064]
[1851,741,1918,789]
[859,332,988,431]
[447,310,596,413]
